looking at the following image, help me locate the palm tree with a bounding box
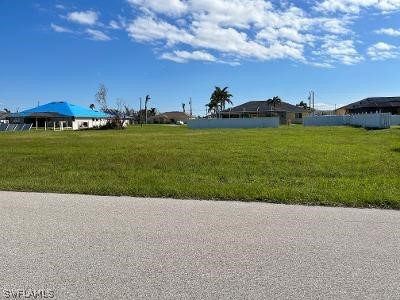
[296,101,308,110]
[149,107,157,116]
[267,96,282,110]
[89,104,96,110]
[207,99,218,115]
[208,86,233,118]
[145,95,151,124]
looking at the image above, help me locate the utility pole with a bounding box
[145,95,150,124]
[308,91,315,116]
[312,91,315,115]
[139,97,142,127]
[189,97,193,117]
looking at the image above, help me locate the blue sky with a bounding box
[1,0,400,115]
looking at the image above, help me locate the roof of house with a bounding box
[341,97,400,110]
[223,100,307,113]
[0,111,8,119]
[14,102,109,118]
[151,111,190,120]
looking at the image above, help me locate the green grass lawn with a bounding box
[1,125,399,208]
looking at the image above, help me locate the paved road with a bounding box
[0,192,399,299]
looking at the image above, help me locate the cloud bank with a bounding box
[49,1,400,66]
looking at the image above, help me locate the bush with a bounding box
[99,117,126,130]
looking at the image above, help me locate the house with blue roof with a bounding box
[11,101,110,130]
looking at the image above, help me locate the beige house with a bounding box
[0,111,9,124]
[220,100,310,124]
[149,111,190,124]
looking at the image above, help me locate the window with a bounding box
[295,113,302,119]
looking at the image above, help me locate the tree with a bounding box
[296,101,308,109]
[134,108,157,124]
[94,84,126,129]
[95,83,108,111]
[144,95,151,124]
[182,103,186,113]
[267,96,282,110]
[123,105,136,125]
[124,105,135,117]
[207,99,218,115]
[89,104,96,110]
[149,107,157,116]
[208,86,233,118]
[4,108,10,113]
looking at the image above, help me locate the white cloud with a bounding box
[123,0,370,66]
[375,0,400,11]
[127,16,193,45]
[320,18,350,34]
[314,102,343,110]
[316,0,400,14]
[127,16,308,62]
[367,42,399,60]
[375,27,400,36]
[317,36,364,65]
[308,61,335,68]
[51,23,73,33]
[161,50,216,62]
[109,20,121,29]
[51,1,388,67]
[127,0,188,16]
[190,21,271,59]
[86,29,111,41]
[257,27,315,44]
[186,0,273,28]
[67,10,98,25]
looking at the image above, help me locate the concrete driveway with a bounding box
[0,192,399,299]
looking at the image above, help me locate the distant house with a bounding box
[10,101,109,130]
[148,111,190,124]
[0,111,9,124]
[337,97,400,115]
[220,100,310,124]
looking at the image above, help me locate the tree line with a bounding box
[92,83,158,129]
[92,83,312,129]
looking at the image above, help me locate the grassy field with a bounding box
[0,125,399,208]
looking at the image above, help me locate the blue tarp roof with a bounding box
[14,102,109,118]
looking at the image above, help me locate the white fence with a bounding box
[188,117,280,129]
[304,113,392,129]
[392,115,400,125]
[348,113,391,128]
[303,115,349,127]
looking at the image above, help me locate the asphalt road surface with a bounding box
[0,192,399,299]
